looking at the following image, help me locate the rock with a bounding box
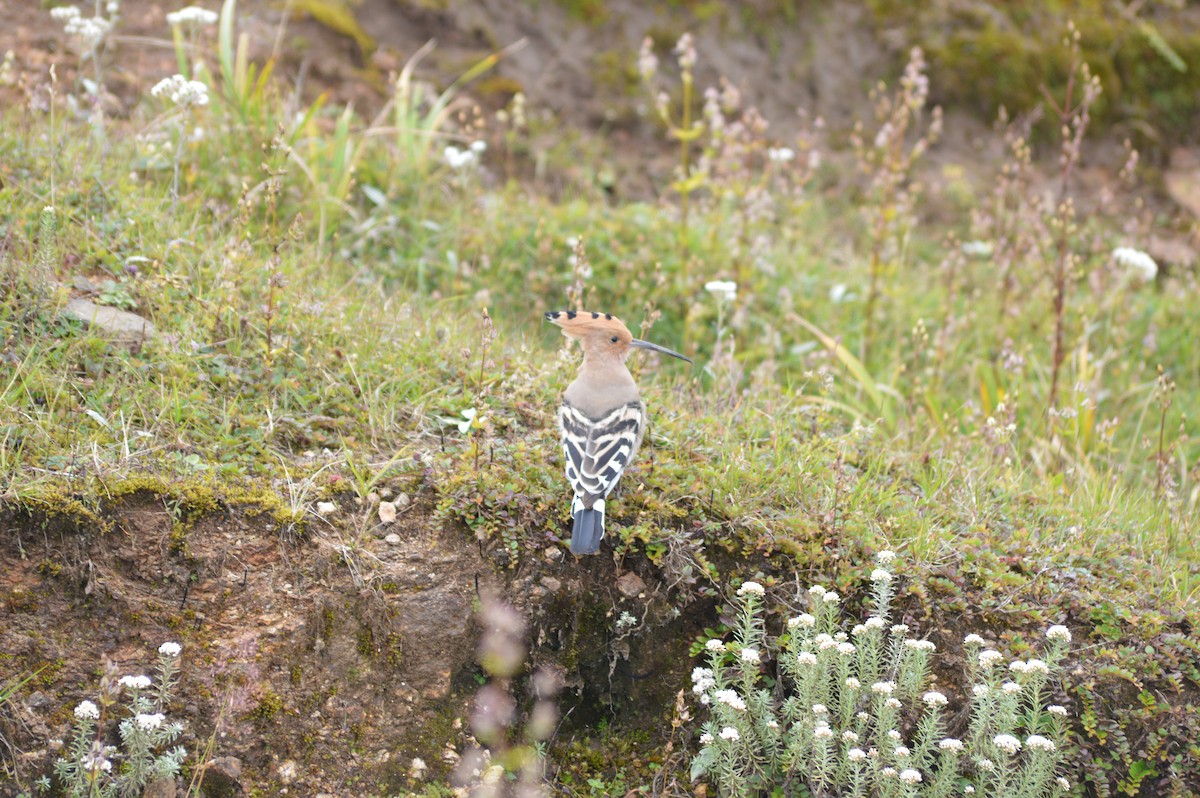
[616,571,646,598]
[394,492,410,508]
[276,759,298,785]
[141,777,176,798]
[378,501,397,524]
[200,756,244,797]
[71,275,100,293]
[1148,234,1197,271]
[540,576,562,593]
[316,501,337,516]
[1165,147,1200,220]
[25,690,50,708]
[61,298,156,348]
[384,533,401,545]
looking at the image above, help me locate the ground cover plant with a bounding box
[0,1,1198,796]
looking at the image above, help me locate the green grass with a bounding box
[2,6,1200,794]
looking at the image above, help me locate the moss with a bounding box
[249,690,285,721]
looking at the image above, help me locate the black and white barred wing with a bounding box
[558,401,643,505]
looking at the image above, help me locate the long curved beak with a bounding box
[631,338,692,363]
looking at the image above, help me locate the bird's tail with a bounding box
[570,498,605,555]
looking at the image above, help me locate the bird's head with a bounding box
[544,310,691,364]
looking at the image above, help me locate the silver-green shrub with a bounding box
[690,553,1072,797]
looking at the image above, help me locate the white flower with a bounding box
[1113,246,1157,282]
[796,651,818,666]
[842,730,859,742]
[705,639,726,653]
[691,667,715,693]
[63,15,112,49]
[966,787,976,794]
[719,726,740,741]
[922,691,948,706]
[80,752,112,773]
[972,684,989,698]
[876,549,897,564]
[1056,776,1071,791]
[904,639,935,652]
[815,634,837,650]
[865,617,887,631]
[119,675,152,690]
[978,649,1003,668]
[1047,625,1072,643]
[767,147,795,163]
[1009,660,1028,674]
[443,145,480,169]
[813,723,834,740]
[51,7,83,21]
[847,747,867,762]
[887,729,902,741]
[636,36,657,81]
[961,240,994,258]
[74,701,100,721]
[469,140,487,154]
[993,734,1021,755]
[837,642,856,656]
[899,768,922,784]
[713,690,746,711]
[894,745,911,758]
[1025,658,1050,675]
[166,6,219,27]
[789,613,816,629]
[765,718,779,729]
[135,712,165,730]
[871,681,895,695]
[158,641,182,657]
[808,585,827,596]
[870,568,893,583]
[736,581,764,597]
[885,698,902,709]
[891,623,909,635]
[151,74,209,108]
[812,704,828,715]
[739,647,761,664]
[699,732,714,745]
[1001,681,1022,695]
[704,280,737,303]
[1026,735,1056,752]
[851,624,868,637]
[1048,704,1069,717]
[938,738,964,752]
[977,758,995,772]
[845,677,861,690]
[822,591,840,603]
[964,633,985,646]
[881,767,898,778]
[857,712,870,722]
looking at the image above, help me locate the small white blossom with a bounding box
[891,623,910,635]
[837,642,856,656]
[1056,776,1071,791]
[871,681,895,696]
[443,145,477,169]
[74,701,100,721]
[881,767,898,778]
[1046,625,1072,643]
[736,580,765,597]
[870,568,893,583]
[1048,704,1069,717]
[842,730,859,742]
[119,675,152,690]
[815,633,837,650]
[1009,660,1029,674]
[51,7,83,21]
[845,677,861,690]
[899,768,922,784]
[865,617,887,630]
[922,691,948,706]
[887,730,902,741]
[719,726,740,741]
[705,639,726,653]
[704,280,737,303]
[789,613,816,629]
[847,747,867,762]
[469,140,487,154]
[966,787,976,794]
[765,718,779,729]
[1001,681,1022,695]
[964,633,985,646]
[636,36,657,81]
[857,712,870,722]
[979,649,1004,668]
[822,591,840,604]
[713,690,747,711]
[699,732,714,745]
[993,734,1022,755]
[977,758,995,772]
[812,704,828,716]
[876,550,897,564]
[739,647,761,664]
[151,74,209,108]
[808,585,826,596]
[885,698,902,709]
[1113,246,1157,282]
[813,723,834,740]
[894,746,911,758]
[972,684,989,698]
[1026,735,1056,752]
[159,641,182,657]
[135,712,166,731]
[851,624,868,637]
[905,639,935,652]
[767,146,796,163]
[961,240,994,258]
[691,667,716,693]
[80,752,112,774]
[939,738,964,751]
[166,5,219,27]
[1025,658,1050,675]
[797,651,818,666]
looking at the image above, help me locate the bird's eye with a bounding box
[610,336,619,343]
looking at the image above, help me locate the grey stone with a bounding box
[62,297,156,347]
[200,756,244,797]
[141,777,176,798]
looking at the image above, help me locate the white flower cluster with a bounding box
[1026,734,1056,752]
[796,651,818,666]
[73,700,100,721]
[159,641,182,657]
[135,712,166,730]
[788,613,816,630]
[898,767,922,784]
[767,147,795,163]
[705,638,725,653]
[713,690,746,711]
[922,691,948,706]
[1112,246,1157,282]
[736,581,764,597]
[904,639,935,652]
[166,5,219,27]
[691,667,716,694]
[961,240,994,259]
[993,734,1022,754]
[118,675,152,690]
[1046,625,1072,644]
[51,6,113,50]
[963,633,985,646]
[978,649,1004,669]
[739,647,761,664]
[870,568,893,583]
[719,726,740,741]
[444,140,486,169]
[939,737,964,752]
[704,280,737,303]
[151,74,209,108]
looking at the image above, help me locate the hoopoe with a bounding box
[545,310,691,555]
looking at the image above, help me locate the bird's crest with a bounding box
[544,310,632,342]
